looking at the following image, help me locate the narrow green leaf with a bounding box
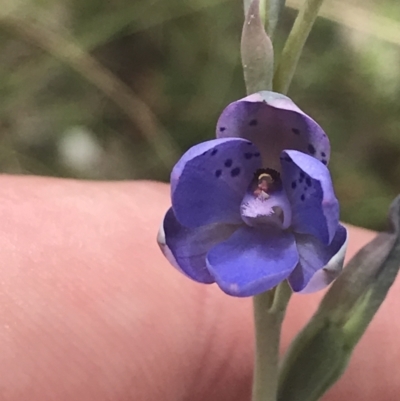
[241,0,274,94]
[273,0,325,94]
[278,319,351,401]
[278,195,400,401]
[319,195,400,344]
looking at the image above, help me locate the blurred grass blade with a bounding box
[286,0,400,47]
[241,0,274,93]
[273,0,325,94]
[278,195,400,401]
[0,15,179,169]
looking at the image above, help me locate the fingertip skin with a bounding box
[0,176,396,401]
[0,176,253,401]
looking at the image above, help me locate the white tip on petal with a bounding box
[299,230,348,294]
[157,219,188,276]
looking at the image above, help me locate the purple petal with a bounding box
[216,91,330,171]
[280,150,339,245]
[157,208,239,283]
[172,138,262,228]
[288,224,348,293]
[206,226,298,297]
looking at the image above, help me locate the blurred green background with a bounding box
[0,0,399,229]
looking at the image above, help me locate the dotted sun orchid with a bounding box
[157,91,348,297]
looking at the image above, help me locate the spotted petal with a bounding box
[206,226,298,296]
[281,150,339,245]
[172,138,262,228]
[216,91,330,171]
[288,224,348,292]
[157,208,239,283]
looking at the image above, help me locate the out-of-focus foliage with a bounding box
[0,0,398,229]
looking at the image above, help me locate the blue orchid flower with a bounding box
[157,91,347,297]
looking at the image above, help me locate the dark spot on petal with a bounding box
[306,177,312,187]
[299,178,304,184]
[321,152,326,157]
[322,159,327,165]
[202,151,208,156]
[301,194,305,201]
[300,172,305,179]
[308,144,316,154]
[244,152,253,159]
[219,126,226,132]
[249,119,258,126]
[304,186,308,191]
[211,148,218,156]
[215,169,222,178]
[254,152,260,157]
[246,142,252,146]
[292,128,300,135]
[224,159,233,168]
[231,167,241,177]
[291,181,297,189]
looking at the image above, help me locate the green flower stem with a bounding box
[252,282,292,401]
[260,0,269,27]
[273,0,325,94]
